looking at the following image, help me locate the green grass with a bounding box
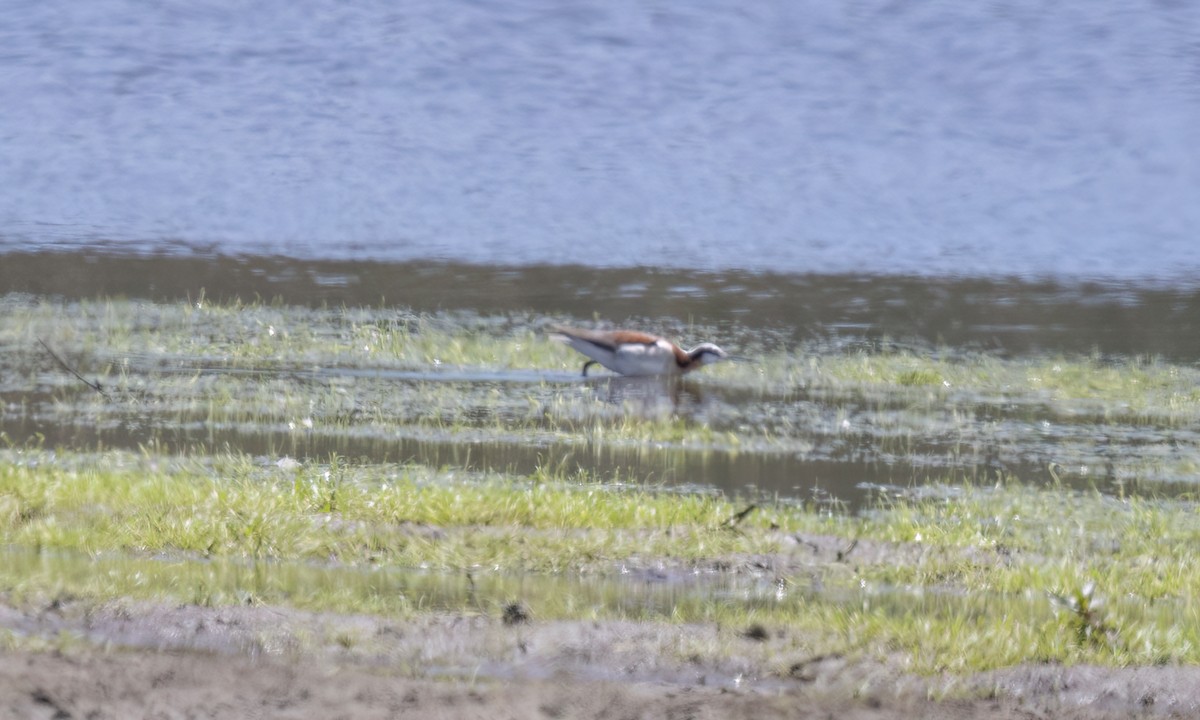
[2,448,1200,672]
[0,451,769,570]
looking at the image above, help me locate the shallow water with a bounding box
[6,252,1200,360]
[4,285,1200,509]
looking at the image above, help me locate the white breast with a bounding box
[612,339,680,376]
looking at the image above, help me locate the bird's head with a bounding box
[688,343,731,367]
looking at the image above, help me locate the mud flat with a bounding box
[3,595,1200,719]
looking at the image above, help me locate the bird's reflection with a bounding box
[585,374,708,416]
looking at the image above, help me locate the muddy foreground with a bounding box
[1,596,1196,719]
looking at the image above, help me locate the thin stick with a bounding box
[724,504,757,528]
[37,337,108,397]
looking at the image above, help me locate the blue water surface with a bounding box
[1,0,1198,279]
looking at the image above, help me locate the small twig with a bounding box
[836,538,859,562]
[724,504,757,528]
[37,338,108,397]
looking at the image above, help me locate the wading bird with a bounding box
[549,325,732,377]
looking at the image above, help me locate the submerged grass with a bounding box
[9,295,1200,406]
[8,296,1200,485]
